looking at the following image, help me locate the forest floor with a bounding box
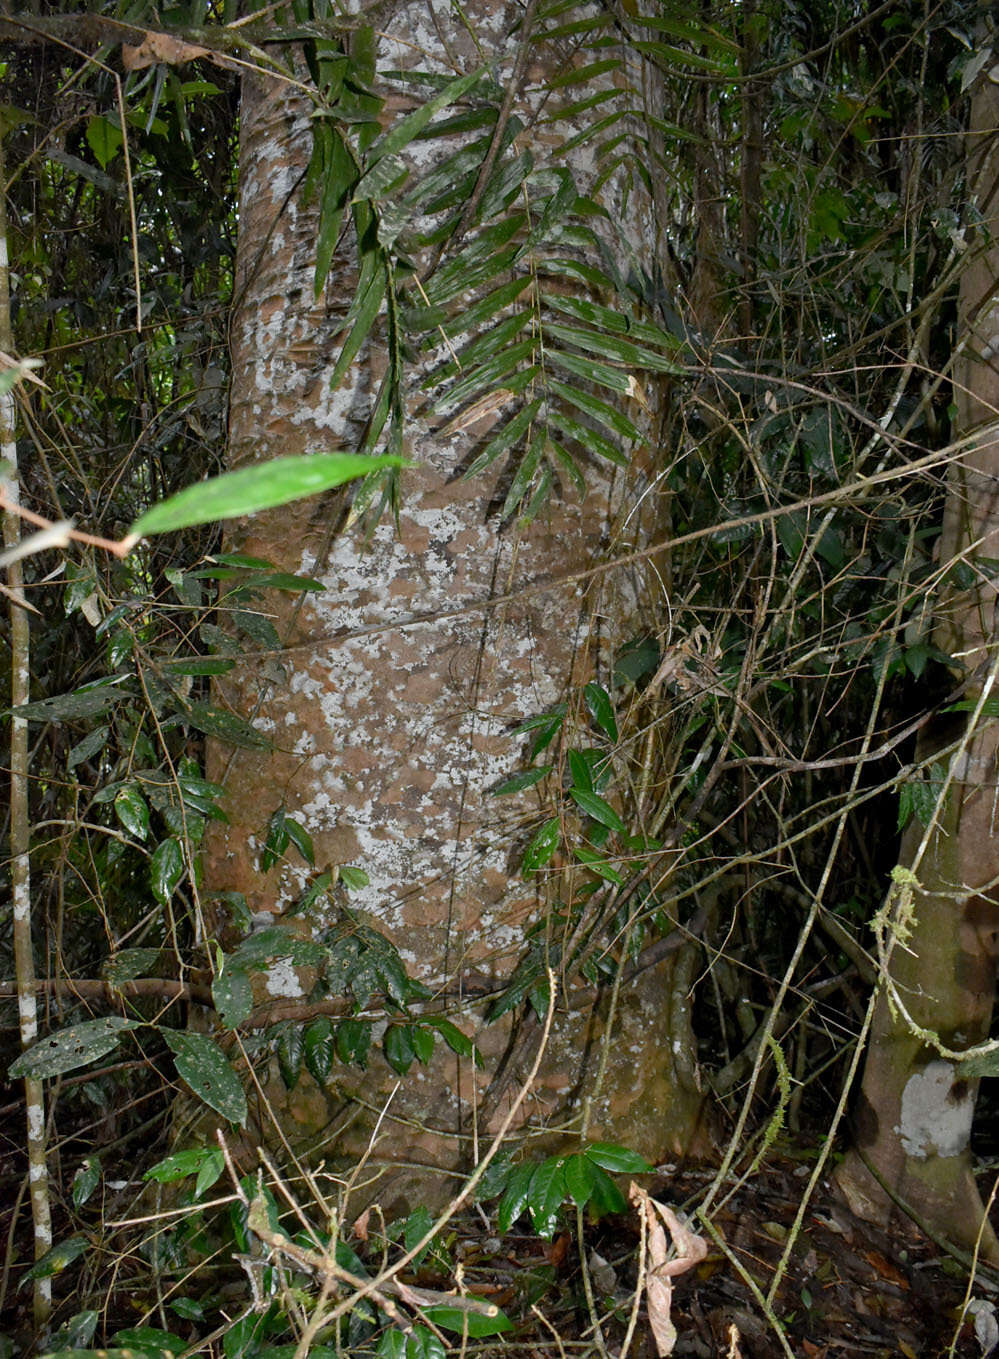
[2,1148,996,1358]
[452,1155,998,1359]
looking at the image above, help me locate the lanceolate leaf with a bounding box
[9,1018,138,1081]
[129,454,405,538]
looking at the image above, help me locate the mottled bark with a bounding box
[203,2,707,1206]
[837,61,999,1260]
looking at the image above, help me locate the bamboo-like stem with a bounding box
[0,132,52,1327]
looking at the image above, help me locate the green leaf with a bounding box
[463,398,543,480]
[284,816,315,866]
[102,947,161,986]
[303,1016,335,1084]
[491,765,552,796]
[72,1156,101,1209]
[562,1153,597,1209]
[276,1022,305,1090]
[544,320,682,373]
[113,1329,186,1357]
[336,1018,371,1067]
[584,682,618,741]
[384,1024,416,1075]
[150,837,184,906]
[411,1025,435,1064]
[573,846,623,884]
[528,1156,566,1238]
[584,1141,652,1173]
[129,454,406,538]
[422,1016,476,1059]
[547,378,641,444]
[498,1160,535,1233]
[144,1146,224,1195]
[8,679,132,723]
[421,1306,513,1338]
[68,725,109,769]
[522,817,560,874]
[546,345,633,394]
[585,1163,627,1216]
[9,1017,138,1080]
[183,702,271,750]
[20,1236,88,1287]
[329,248,389,390]
[114,785,150,841]
[163,1031,247,1126]
[212,965,253,1030]
[339,864,370,890]
[571,789,625,831]
[86,114,123,169]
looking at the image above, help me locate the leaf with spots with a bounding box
[162,1031,247,1127]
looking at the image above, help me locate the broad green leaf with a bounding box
[303,1016,334,1084]
[183,702,271,750]
[491,765,552,796]
[50,1309,98,1351]
[422,1016,477,1059]
[72,1156,101,1209]
[212,965,253,1030]
[150,837,184,905]
[585,1163,627,1216]
[115,785,150,840]
[68,725,109,769]
[102,947,161,986]
[9,1017,138,1080]
[497,1160,535,1233]
[163,1031,247,1126]
[336,1018,371,1067]
[339,864,369,890]
[86,115,123,168]
[129,454,405,538]
[19,1236,88,1286]
[584,1141,652,1173]
[568,748,593,791]
[9,678,132,723]
[522,817,560,874]
[563,1153,597,1208]
[384,1024,416,1075]
[422,1306,513,1338]
[113,1329,186,1357]
[570,789,625,832]
[411,1025,435,1064]
[276,1022,305,1090]
[144,1145,224,1193]
[528,1155,566,1238]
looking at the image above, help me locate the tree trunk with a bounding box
[202,4,708,1209]
[837,56,999,1261]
